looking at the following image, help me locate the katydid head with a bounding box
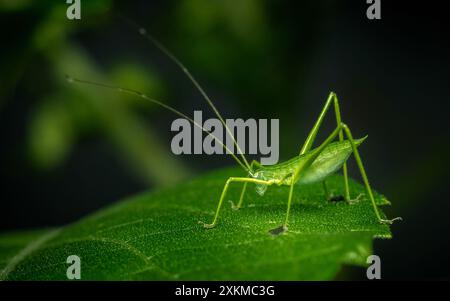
[251,167,265,181]
[251,166,270,196]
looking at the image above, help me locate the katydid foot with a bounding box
[346,193,364,205]
[199,221,217,229]
[268,225,288,236]
[229,201,241,211]
[379,217,403,225]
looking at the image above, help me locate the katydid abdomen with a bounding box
[254,137,366,194]
[298,137,366,185]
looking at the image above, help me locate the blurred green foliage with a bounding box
[0,0,312,188]
[1,0,193,186]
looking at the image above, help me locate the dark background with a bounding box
[0,0,449,279]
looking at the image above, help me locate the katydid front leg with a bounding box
[230,161,262,210]
[202,177,274,229]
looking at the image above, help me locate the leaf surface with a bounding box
[0,168,392,280]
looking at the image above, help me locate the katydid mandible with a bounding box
[67,23,402,235]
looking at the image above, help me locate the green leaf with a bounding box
[0,168,392,280]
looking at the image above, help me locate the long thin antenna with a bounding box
[66,75,251,173]
[118,15,252,172]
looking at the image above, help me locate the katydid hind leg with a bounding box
[342,124,402,224]
[298,92,350,201]
[299,92,335,155]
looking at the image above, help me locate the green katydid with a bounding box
[67,24,401,235]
